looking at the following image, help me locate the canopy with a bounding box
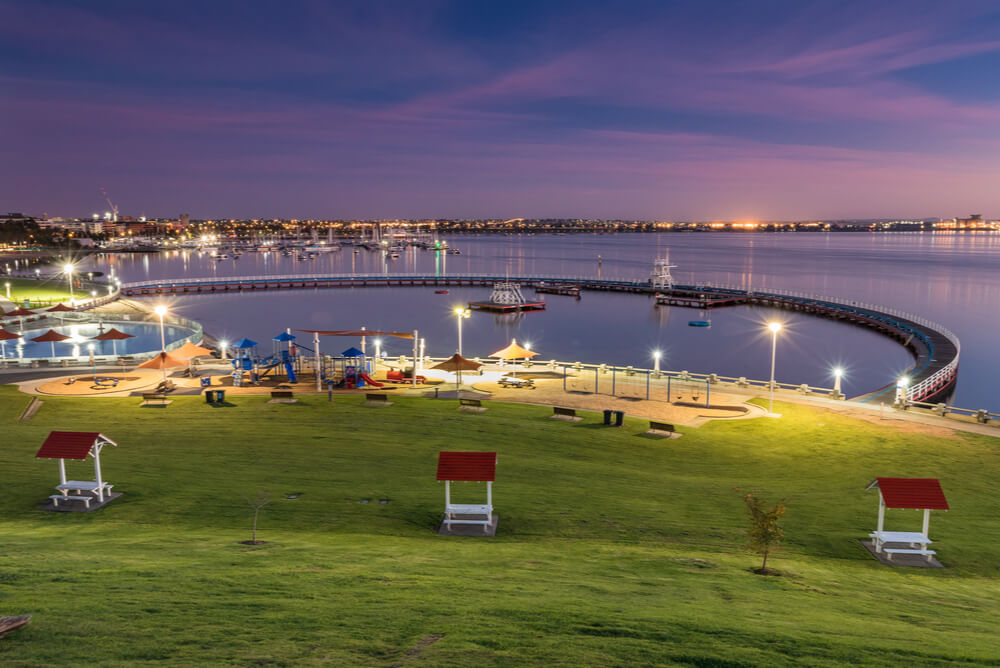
[92,328,135,341]
[297,329,414,339]
[432,354,482,372]
[136,351,188,370]
[437,451,497,482]
[341,347,365,357]
[0,328,21,341]
[4,308,36,317]
[489,339,538,360]
[47,303,76,312]
[232,338,258,349]
[172,341,214,359]
[36,431,117,460]
[273,332,296,342]
[31,329,70,343]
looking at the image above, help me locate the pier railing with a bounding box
[120,272,960,403]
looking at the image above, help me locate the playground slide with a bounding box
[358,372,383,387]
[284,360,297,383]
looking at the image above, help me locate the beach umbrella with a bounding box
[137,350,188,385]
[92,327,135,356]
[0,327,19,360]
[4,307,36,333]
[31,329,71,358]
[489,338,538,377]
[432,353,482,392]
[172,341,214,359]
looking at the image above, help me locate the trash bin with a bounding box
[603,409,613,425]
[200,376,211,388]
[614,410,625,427]
[205,390,215,404]
[216,389,225,403]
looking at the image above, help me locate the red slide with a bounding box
[359,372,384,387]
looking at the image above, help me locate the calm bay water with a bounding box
[79,232,1000,409]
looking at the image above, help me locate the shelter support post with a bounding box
[646,371,650,400]
[876,494,885,551]
[922,508,930,545]
[58,458,67,485]
[706,379,710,407]
[93,444,104,502]
[314,332,321,393]
[445,480,451,507]
[412,330,418,387]
[487,481,492,508]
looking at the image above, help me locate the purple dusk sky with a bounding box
[4,0,1000,220]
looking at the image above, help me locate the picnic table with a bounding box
[870,530,935,561]
[498,376,534,389]
[56,480,114,496]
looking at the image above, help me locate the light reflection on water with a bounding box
[77,232,1000,408]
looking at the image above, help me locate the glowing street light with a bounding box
[219,339,228,360]
[63,263,75,300]
[767,322,782,416]
[154,305,168,351]
[833,367,844,397]
[653,349,662,375]
[4,282,9,300]
[895,376,909,407]
[453,306,471,355]
[374,338,382,371]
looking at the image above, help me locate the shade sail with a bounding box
[273,332,296,342]
[0,328,21,341]
[341,347,365,357]
[4,308,36,317]
[297,329,414,339]
[136,351,188,370]
[31,329,71,343]
[431,354,482,372]
[232,338,258,348]
[92,328,135,341]
[47,303,76,312]
[489,339,538,360]
[172,341,214,359]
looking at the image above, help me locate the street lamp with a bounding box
[453,306,471,355]
[154,305,167,351]
[895,376,909,408]
[63,263,75,300]
[833,367,844,398]
[767,322,782,416]
[4,282,9,300]
[653,350,662,375]
[220,339,228,360]
[374,338,382,372]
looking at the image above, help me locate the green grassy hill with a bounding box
[1,386,998,666]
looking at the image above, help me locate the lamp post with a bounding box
[88,343,96,381]
[454,307,471,355]
[653,350,661,376]
[895,376,909,409]
[767,322,782,416]
[154,305,168,384]
[833,367,843,398]
[4,282,9,300]
[374,338,381,372]
[220,340,228,360]
[63,263,75,301]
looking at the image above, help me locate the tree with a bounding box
[242,490,272,544]
[737,490,786,573]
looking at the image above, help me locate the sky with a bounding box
[4,0,1000,220]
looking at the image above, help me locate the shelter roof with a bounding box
[437,451,496,481]
[232,338,258,348]
[273,332,296,342]
[172,341,213,359]
[36,431,117,460]
[136,351,188,370]
[431,353,482,372]
[0,328,20,341]
[4,308,36,317]
[341,347,365,357]
[867,478,949,510]
[47,303,76,312]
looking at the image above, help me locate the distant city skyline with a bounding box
[5,0,1000,220]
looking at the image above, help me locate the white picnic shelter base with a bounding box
[35,431,119,510]
[436,451,497,536]
[866,477,949,564]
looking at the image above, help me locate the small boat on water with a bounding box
[688,320,711,327]
[435,290,449,294]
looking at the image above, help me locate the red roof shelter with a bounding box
[36,431,118,508]
[866,478,949,562]
[436,452,496,533]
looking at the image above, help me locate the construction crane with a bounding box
[99,187,119,222]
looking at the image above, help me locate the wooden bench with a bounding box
[883,548,936,562]
[363,393,392,407]
[645,420,681,438]
[268,389,297,404]
[141,393,171,406]
[550,406,581,422]
[458,397,487,412]
[49,494,91,509]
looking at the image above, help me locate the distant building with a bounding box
[180,213,190,226]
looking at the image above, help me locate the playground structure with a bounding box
[228,333,300,387]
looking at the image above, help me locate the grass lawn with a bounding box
[1,386,999,666]
[3,278,74,306]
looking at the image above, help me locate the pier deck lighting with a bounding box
[766,322,782,416]
[653,350,662,374]
[833,367,844,395]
